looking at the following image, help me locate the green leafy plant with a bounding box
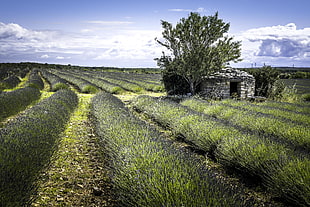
[156,12,241,95]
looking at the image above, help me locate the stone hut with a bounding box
[200,68,255,99]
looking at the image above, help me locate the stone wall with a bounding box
[200,68,255,99]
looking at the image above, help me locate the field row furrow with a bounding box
[81,70,164,92]
[181,98,310,152]
[40,70,69,91]
[221,99,310,125]
[69,71,125,94]
[255,100,310,114]
[98,71,164,92]
[26,69,44,90]
[51,70,99,93]
[0,75,21,91]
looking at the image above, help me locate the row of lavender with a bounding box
[131,95,310,206]
[47,69,164,94]
[0,69,43,122]
[90,92,254,206]
[0,89,78,205]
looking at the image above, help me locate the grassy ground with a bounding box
[31,93,114,206]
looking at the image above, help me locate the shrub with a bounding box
[162,73,189,95]
[248,66,280,97]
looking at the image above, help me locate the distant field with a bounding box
[280,79,310,94]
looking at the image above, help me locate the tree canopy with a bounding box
[156,12,242,95]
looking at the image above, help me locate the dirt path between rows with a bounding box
[31,94,114,206]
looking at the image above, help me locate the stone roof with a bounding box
[205,68,254,81]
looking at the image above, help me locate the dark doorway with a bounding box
[230,82,240,97]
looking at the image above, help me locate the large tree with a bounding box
[156,12,242,95]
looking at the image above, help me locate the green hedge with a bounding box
[0,89,78,206]
[91,92,248,207]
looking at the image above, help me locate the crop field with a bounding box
[280,79,310,94]
[0,65,309,206]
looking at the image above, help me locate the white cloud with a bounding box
[93,30,163,61]
[40,54,49,58]
[0,21,163,67]
[5,20,308,68]
[0,22,55,41]
[234,23,310,67]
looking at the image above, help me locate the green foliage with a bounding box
[162,73,189,95]
[0,89,78,205]
[156,12,242,95]
[302,93,310,101]
[92,92,246,206]
[248,66,280,97]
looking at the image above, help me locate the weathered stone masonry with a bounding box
[200,68,255,99]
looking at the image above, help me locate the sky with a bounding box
[0,0,309,68]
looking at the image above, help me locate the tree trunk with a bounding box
[189,81,195,95]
